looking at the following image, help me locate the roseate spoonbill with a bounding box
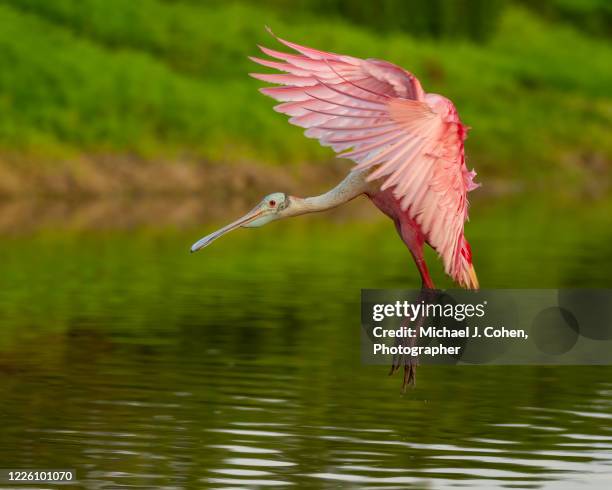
[191,30,480,290]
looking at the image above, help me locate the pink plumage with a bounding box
[250,30,480,289]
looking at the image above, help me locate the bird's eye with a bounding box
[269,200,276,207]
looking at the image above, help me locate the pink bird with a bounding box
[192,30,480,291]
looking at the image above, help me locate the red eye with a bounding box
[269,200,276,207]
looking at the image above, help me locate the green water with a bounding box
[0,195,611,489]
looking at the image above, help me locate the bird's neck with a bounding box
[289,169,371,216]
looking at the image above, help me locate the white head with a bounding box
[190,192,292,252]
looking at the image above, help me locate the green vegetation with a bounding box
[0,0,610,184]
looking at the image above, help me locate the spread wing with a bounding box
[250,30,479,288]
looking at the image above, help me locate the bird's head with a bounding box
[190,192,292,252]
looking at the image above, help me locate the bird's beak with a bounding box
[190,205,267,253]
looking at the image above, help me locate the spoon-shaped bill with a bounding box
[190,207,265,253]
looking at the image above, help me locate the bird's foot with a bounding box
[389,354,418,393]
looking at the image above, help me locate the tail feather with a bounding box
[454,237,479,289]
[467,262,479,289]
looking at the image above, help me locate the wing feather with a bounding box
[251,32,479,288]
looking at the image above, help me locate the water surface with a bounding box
[0,195,611,489]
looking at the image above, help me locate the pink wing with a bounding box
[251,31,479,288]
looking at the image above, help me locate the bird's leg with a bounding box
[389,315,418,391]
[413,254,435,290]
[389,288,438,392]
[390,299,431,392]
[383,222,435,390]
[395,219,435,290]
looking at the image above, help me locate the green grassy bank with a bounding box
[0,0,610,195]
